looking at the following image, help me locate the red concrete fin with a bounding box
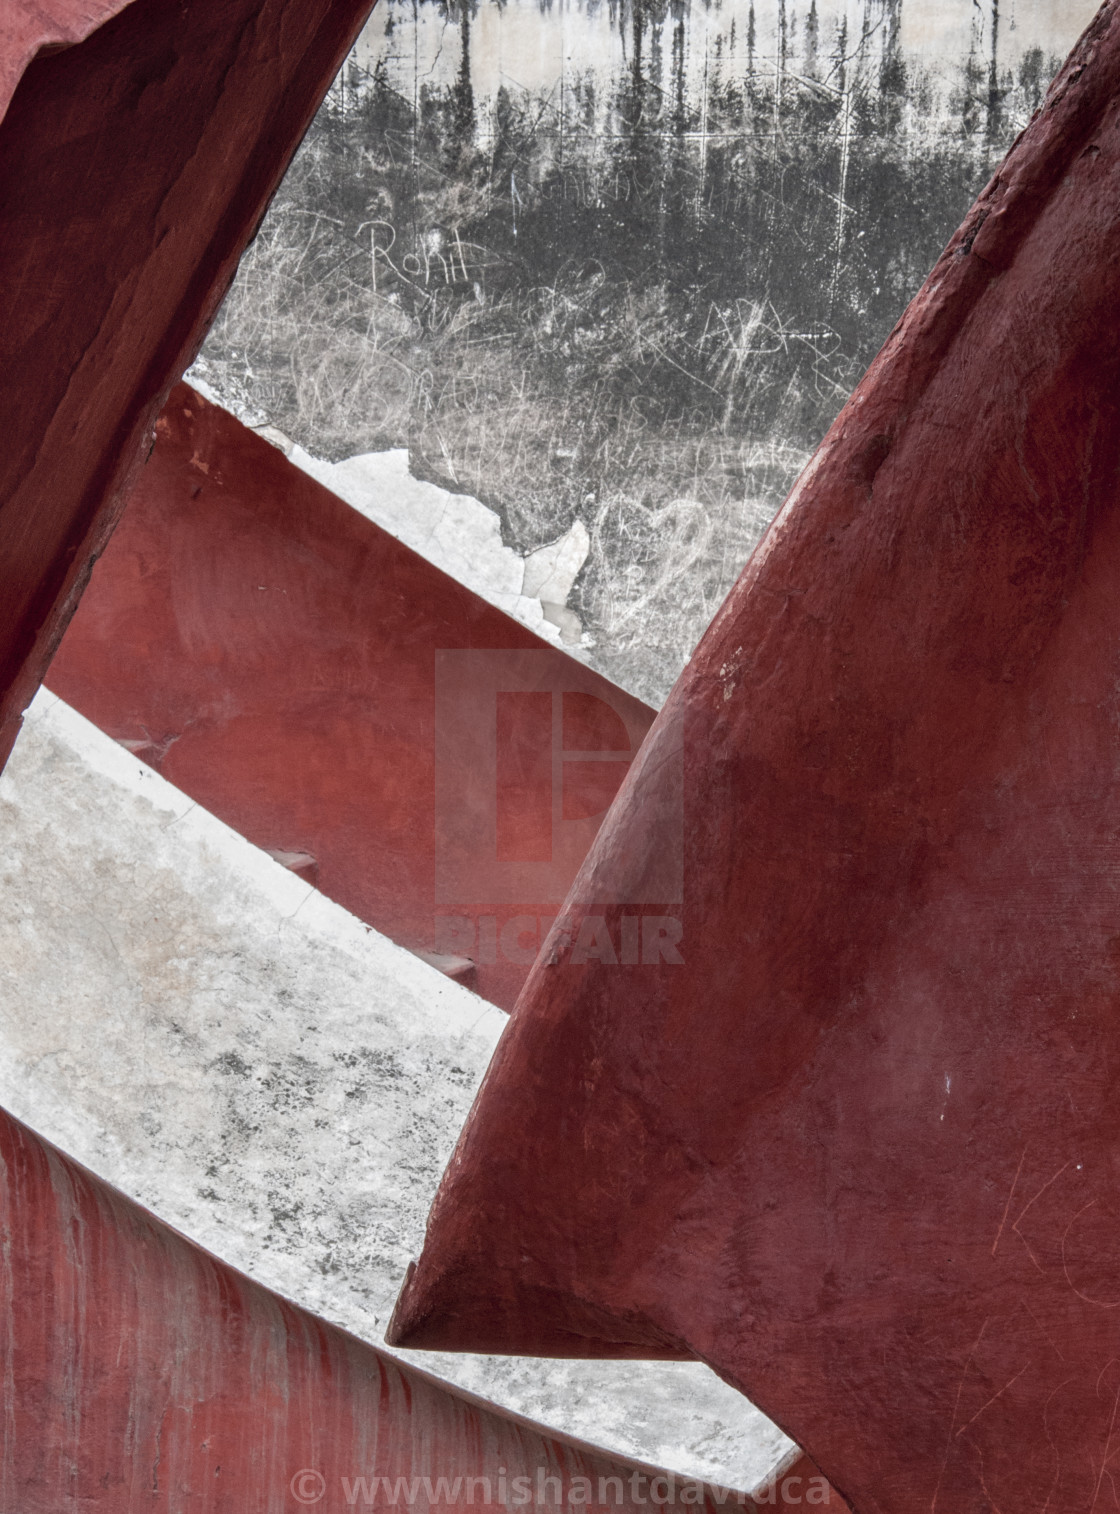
[47,385,656,1010]
[0,0,375,774]
[388,6,1120,1511]
[0,1101,770,1513]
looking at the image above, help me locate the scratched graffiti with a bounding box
[200,1,1095,702]
[929,1151,1120,1511]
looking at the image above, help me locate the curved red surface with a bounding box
[0,1100,778,1513]
[47,385,655,1009]
[0,0,136,125]
[388,7,1120,1511]
[0,0,374,773]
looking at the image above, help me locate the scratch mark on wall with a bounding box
[1011,1159,1070,1274]
[992,1143,1027,1256]
[1063,1202,1120,1309]
[954,1361,1030,1439]
[930,1315,991,1512]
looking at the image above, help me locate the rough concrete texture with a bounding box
[0,0,373,771]
[387,8,1120,1511]
[46,384,655,1011]
[2,1101,770,1514]
[0,692,793,1491]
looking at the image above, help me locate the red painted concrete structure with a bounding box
[0,0,375,776]
[47,385,656,1009]
[389,6,1120,1511]
[0,5,828,1511]
[0,1099,808,1513]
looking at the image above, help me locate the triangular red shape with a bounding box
[390,8,1120,1509]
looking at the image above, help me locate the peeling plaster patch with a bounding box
[294,440,608,649]
[184,367,589,650]
[523,518,590,603]
[250,422,297,456]
[524,520,590,645]
[287,445,572,641]
[0,690,793,1491]
[293,440,561,637]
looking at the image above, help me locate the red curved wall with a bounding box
[48,385,656,1009]
[0,1099,776,1513]
[0,0,374,772]
[387,7,1120,1511]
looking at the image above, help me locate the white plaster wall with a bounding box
[0,691,793,1490]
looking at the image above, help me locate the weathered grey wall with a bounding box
[199,0,1102,704]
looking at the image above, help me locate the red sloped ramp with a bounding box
[46,384,655,1010]
[388,7,1120,1511]
[0,1099,791,1513]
